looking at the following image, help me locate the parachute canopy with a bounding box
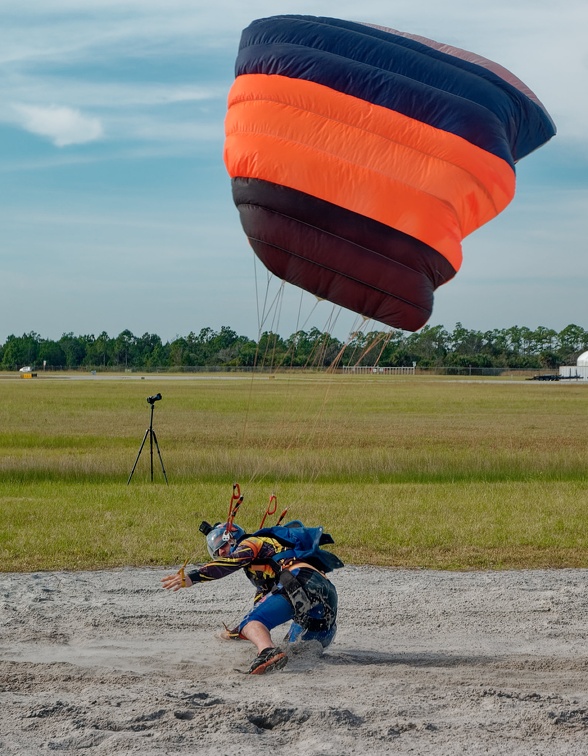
[224,15,556,331]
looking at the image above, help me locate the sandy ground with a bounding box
[2,566,588,755]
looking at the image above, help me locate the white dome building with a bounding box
[559,349,588,381]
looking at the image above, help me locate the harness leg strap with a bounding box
[277,570,330,632]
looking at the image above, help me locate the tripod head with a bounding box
[147,393,162,405]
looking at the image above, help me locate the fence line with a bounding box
[7,365,582,379]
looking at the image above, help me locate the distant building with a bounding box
[559,350,588,381]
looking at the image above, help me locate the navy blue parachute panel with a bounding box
[236,15,555,164]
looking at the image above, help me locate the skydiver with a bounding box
[161,521,341,675]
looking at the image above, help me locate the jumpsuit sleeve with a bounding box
[187,540,258,584]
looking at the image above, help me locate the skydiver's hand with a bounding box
[161,572,193,591]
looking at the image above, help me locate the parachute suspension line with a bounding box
[284,287,306,370]
[250,287,304,488]
[265,293,323,373]
[262,282,286,371]
[251,255,287,375]
[297,318,390,494]
[297,296,320,331]
[252,264,288,374]
[238,254,274,472]
[260,288,342,375]
[278,312,375,512]
[244,298,343,506]
[334,316,376,369]
[326,339,351,374]
[239,261,293,489]
[248,253,287,367]
[243,263,394,506]
[255,289,337,377]
[324,314,367,372]
[260,285,337,373]
[301,305,342,370]
[244,290,344,502]
[273,303,342,491]
[295,287,305,335]
[253,253,261,337]
[276,313,393,508]
[272,309,367,510]
[349,327,395,368]
[252,253,282,340]
[371,328,395,366]
[258,280,285,340]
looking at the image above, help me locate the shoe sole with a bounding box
[249,652,288,675]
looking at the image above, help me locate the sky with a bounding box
[1,0,587,343]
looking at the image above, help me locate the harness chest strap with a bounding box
[281,559,327,577]
[245,536,328,580]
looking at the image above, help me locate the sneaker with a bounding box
[249,647,288,675]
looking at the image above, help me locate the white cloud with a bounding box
[2,1,586,154]
[12,103,103,147]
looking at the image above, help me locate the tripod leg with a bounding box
[151,430,169,485]
[150,426,154,482]
[127,429,150,485]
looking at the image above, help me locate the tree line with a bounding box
[1,323,587,371]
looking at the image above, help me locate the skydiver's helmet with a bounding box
[206,522,245,558]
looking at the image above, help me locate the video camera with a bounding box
[146,393,162,405]
[199,521,213,536]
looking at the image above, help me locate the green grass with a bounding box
[0,372,587,571]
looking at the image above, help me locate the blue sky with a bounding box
[1,0,586,343]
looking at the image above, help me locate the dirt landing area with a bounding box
[2,566,588,754]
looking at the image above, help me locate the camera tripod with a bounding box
[127,396,169,484]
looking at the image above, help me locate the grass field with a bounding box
[1,372,586,571]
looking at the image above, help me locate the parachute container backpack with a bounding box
[253,521,344,574]
[224,15,556,331]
